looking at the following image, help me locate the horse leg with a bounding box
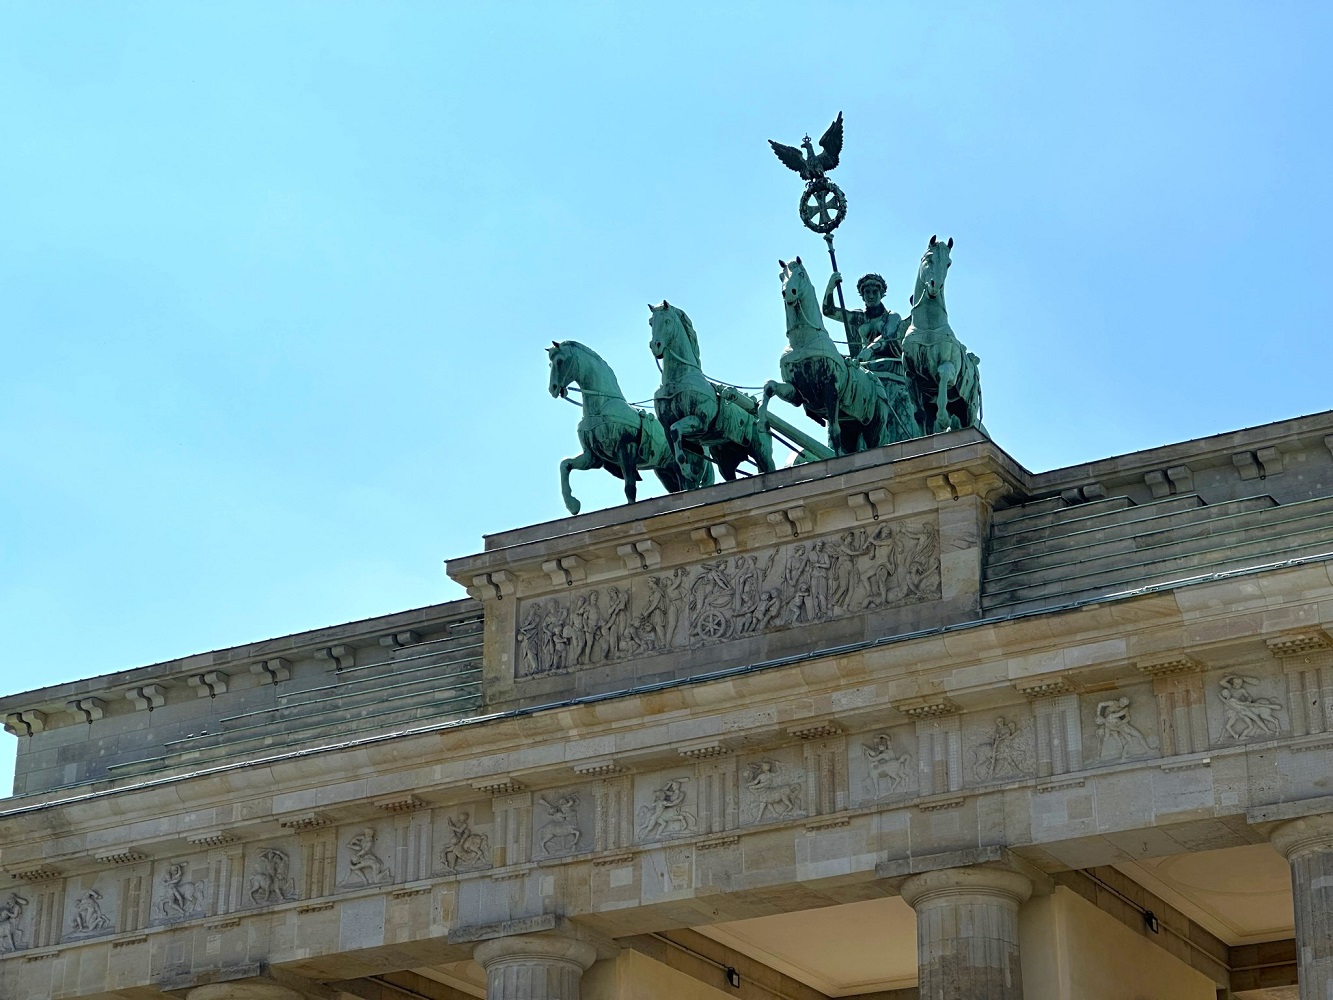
[933,362,957,434]
[619,439,639,505]
[559,447,597,516]
[669,416,705,470]
[824,379,842,455]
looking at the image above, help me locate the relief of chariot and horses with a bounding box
[514,516,941,678]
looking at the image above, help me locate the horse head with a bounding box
[648,300,701,368]
[779,256,822,332]
[915,235,954,303]
[547,340,574,399]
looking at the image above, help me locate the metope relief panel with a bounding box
[243,841,300,908]
[849,726,918,805]
[634,772,700,844]
[437,807,494,875]
[514,517,941,679]
[1082,687,1158,765]
[0,891,30,954]
[337,823,395,889]
[738,750,806,826]
[532,787,592,859]
[63,878,118,942]
[1207,670,1286,745]
[966,712,1035,784]
[150,859,209,925]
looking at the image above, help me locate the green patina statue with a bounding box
[823,270,902,360]
[548,340,711,515]
[762,257,913,454]
[900,236,983,435]
[648,301,776,481]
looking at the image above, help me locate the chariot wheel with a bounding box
[799,180,847,234]
[697,608,729,641]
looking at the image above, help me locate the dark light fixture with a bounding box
[725,966,741,988]
[1143,909,1160,934]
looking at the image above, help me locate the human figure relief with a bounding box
[160,862,206,919]
[585,591,607,662]
[973,716,1029,780]
[517,604,543,675]
[863,734,913,797]
[569,596,590,665]
[603,586,629,658]
[71,889,112,933]
[830,530,872,610]
[248,848,295,905]
[440,813,490,872]
[637,779,696,839]
[1219,675,1283,739]
[345,829,392,886]
[0,893,27,953]
[808,540,833,618]
[539,795,582,855]
[1095,698,1152,761]
[743,760,803,822]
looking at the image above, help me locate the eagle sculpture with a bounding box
[768,112,844,183]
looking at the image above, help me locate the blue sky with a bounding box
[2,2,1331,793]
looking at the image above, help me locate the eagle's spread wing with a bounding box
[815,112,844,172]
[769,139,809,178]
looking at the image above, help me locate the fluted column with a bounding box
[186,985,303,1000]
[474,934,598,1000]
[1271,814,1333,1000]
[900,866,1032,1000]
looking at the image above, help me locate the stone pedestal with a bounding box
[474,934,598,1000]
[900,866,1033,1000]
[1271,814,1333,1000]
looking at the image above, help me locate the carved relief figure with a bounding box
[637,778,696,840]
[538,795,582,855]
[973,716,1030,781]
[440,813,490,872]
[743,760,804,822]
[344,828,392,886]
[863,733,913,797]
[0,893,27,953]
[71,889,112,933]
[160,862,207,919]
[1096,698,1152,761]
[514,516,941,677]
[1220,675,1283,740]
[248,848,295,905]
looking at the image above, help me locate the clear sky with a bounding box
[2,2,1331,794]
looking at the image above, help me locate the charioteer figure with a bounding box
[822,270,905,361]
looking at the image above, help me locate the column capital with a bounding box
[186,985,304,1000]
[900,865,1034,909]
[473,933,598,971]
[1271,812,1333,861]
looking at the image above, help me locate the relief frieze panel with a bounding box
[514,516,941,679]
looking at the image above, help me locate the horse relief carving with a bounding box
[440,813,490,872]
[637,778,696,840]
[863,734,913,797]
[70,888,113,934]
[743,760,804,822]
[1219,675,1283,740]
[248,848,296,905]
[515,518,940,677]
[538,795,582,855]
[343,829,392,886]
[0,893,27,953]
[160,863,207,920]
[972,717,1031,781]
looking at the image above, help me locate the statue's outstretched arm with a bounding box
[822,272,846,322]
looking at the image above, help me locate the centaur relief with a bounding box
[514,516,940,678]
